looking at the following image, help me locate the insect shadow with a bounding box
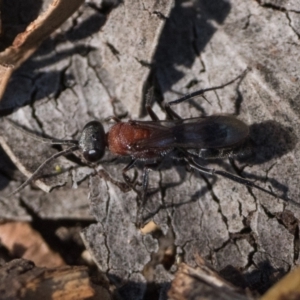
[5,69,299,226]
[241,121,298,165]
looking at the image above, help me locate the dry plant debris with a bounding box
[260,266,300,300]
[168,261,251,300]
[0,221,65,268]
[0,259,112,300]
[0,0,84,101]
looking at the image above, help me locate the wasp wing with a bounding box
[134,115,249,150]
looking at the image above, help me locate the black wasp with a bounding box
[6,69,289,225]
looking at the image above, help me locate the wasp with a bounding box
[6,69,288,224]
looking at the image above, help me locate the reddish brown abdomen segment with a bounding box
[107,122,151,156]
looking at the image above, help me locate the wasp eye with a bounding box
[79,121,106,162]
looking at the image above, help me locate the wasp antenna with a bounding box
[167,67,250,107]
[6,118,78,146]
[7,146,78,197]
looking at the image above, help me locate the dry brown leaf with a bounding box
[261,267,300,300]
[0,221,65,268]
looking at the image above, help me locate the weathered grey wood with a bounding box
[0,0,173,221]
[1,0,300,299]
[152,0,300,295]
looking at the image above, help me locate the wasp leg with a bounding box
[122,159,138,189]
[122,159,161,227]
[145,88,160,121]
[136,166,151,227]
[145,87,159,121]
[183,151,286,201]
[164,104,182,120]
[122,159,149,227]
[146,105,160,121]
[136,162,162,227]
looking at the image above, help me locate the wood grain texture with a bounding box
[0,259,111,300]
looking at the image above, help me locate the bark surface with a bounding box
[0,0,300,299]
